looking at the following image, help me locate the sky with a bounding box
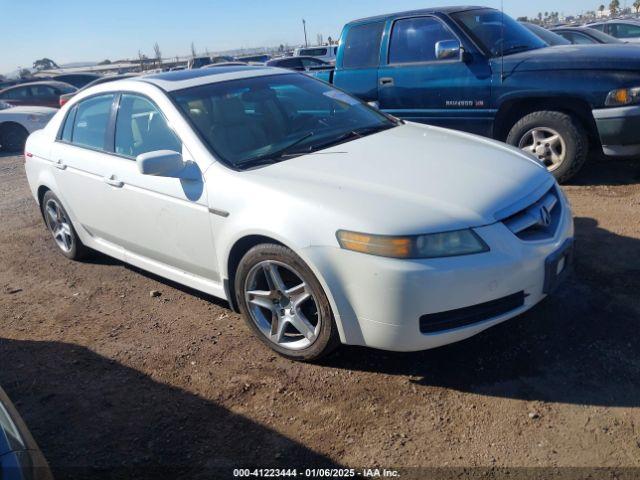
[1,0,611,74]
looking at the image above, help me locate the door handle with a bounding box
[104,175,124,188]
[54,159,67,170]
[379,77,394,87]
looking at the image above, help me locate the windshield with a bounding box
[171,73,396,169]
[452,9,547,57]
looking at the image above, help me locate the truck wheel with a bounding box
[507,111,588,183]
[235,243,340,361]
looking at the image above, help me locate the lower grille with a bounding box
[419,291,525,334]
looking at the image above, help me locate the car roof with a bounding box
[137,66,290,92]
[348,5,486,24]
[0,80,74,92]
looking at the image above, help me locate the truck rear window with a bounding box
[342,22,384,69]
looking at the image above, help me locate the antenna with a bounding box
[500,0,505,83]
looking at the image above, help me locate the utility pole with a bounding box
[302,19,308,47]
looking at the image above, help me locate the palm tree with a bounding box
[634,0,640,13]
[599,4,605,13]
[610,0,620,16]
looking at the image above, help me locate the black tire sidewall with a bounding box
[506,111,587,183]
[234,243,339,361]
[41,191,87,260]
[0,124,29,152]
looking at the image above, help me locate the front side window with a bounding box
[171,73,395,169]
[342,22,384,68]
[566,32,597,44]
[1,87,29,100]
[389,17,457,64]
[71,94,115,150]
[610,23,640,39]
[452,8,546,56]
[115,94,181,158]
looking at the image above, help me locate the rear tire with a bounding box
[235,243,340,361]
[506,111,588,183]
[41,191,90,260]
[0,123,29,152]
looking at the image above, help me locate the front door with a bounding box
[106,93,219,281]
[377,16,493,136]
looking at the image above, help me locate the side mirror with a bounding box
[136,150,200,180]
[435,40,462,61]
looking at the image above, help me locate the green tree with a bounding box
[609,0,620,15]
[97,59,111,65]
[599,4,605,13]
[32,58,59,71]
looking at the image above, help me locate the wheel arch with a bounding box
[223,233,349,344]
[493,96,599,147]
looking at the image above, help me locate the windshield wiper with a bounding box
[236,132,315,168]
[500,44,533,56]
[300,124,395,154]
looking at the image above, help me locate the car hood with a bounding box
[0,105,57,115]
[244,123,552,235]
[493,44,640,73]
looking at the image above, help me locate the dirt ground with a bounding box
[1,152,639,479]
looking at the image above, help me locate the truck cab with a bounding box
[318,6,640,181]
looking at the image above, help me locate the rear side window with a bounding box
[30,85,57,97]
[60,105,77,142]
[72,94,115,150]
[300,48,328,56]
[610,23,640,38]
[389,17,457,64]
[342,22,384,68]
[114,94,181,158]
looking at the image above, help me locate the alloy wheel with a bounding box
[244,260,320,350]
[518,127,566,171]
[44,198,74,253]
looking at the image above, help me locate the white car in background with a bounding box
[0,101,56,152]
[24,67,574,361]
[293,45,338,63]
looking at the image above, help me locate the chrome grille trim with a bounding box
[502,185,561,240]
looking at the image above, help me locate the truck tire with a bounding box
[506,111,588,183]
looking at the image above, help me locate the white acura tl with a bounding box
[24,67,574,361]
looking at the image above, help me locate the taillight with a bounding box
[25,151,33,158]
[59,97,68,107]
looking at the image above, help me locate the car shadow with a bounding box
[322,216,640,408]
[565,153,640,186]
[0,338,340,480]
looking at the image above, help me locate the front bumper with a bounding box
[303,197,574,352]
[593,105,640,156]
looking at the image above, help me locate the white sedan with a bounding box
[24,67,574,361]
[0,101,56,152]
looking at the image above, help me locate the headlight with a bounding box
[605,87,640,107]
[336,229,489,259]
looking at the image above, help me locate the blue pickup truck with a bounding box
[311,6,640,181]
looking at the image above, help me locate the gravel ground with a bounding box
[0,152,639,479]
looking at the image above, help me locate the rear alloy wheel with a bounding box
[235,244,339,361]
[41,191,89,260]
[507,110,588,183]
[0,123,29,152]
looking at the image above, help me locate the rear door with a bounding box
[333,21,385,102]
[51,93,125,256]
[377,15,493,135]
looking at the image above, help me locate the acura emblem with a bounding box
[539,206,551,227]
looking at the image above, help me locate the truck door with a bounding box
[333,21,385,103]
[377,15,493,136]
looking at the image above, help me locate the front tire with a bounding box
[41,191,90,260]
[506,110,588,183]
[235,243,340,361]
